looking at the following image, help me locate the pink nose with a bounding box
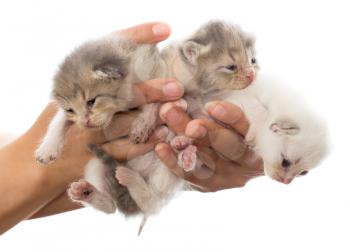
[81,117,96,128]
[246,71,255,82]
[282,178,292,185]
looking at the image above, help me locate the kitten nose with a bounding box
[81,116,96,128]
[246,71,255,82]
[282,178,292,184]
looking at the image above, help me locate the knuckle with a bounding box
[207,187,220,193]
[235,179,247,188]
[229,140,247,161]
[232,108,244,122]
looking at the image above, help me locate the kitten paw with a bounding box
[170,135,193,151]
[244,130,256,146]
[130,117,156,144]
[35,143,62,164]
[68,179,94,202]
[178,145,197,172]
[115,166,138,187]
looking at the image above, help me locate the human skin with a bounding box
[156,101,264,192]
[0,22,183,234]
[0,22,263,235]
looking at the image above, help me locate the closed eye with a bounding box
[220,64,238,73]
[299,170,309,176]
[65,108,75,114]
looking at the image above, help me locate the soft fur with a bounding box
[36,34,165,215]
[218,73,329,184]
[66,20,258,219]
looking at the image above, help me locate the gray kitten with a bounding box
[35,35,163,165]
[164,21,258,171]
[35,35,165,218]
[65,21,258,229]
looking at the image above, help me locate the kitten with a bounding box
[35,35,163,164]
[67,21,258,223]
[213,73,329,184]
[165,21,258,171]
[35,35,165,217]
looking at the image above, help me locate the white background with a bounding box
[1,0,349,251]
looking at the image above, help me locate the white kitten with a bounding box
[221,73,329,184]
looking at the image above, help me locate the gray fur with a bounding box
[50,21,258,223]
[88,144,140,215]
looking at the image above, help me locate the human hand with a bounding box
[26,22,184,219]
[27,22,180,183]
[155,100,264,192]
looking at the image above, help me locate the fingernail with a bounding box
[205,101,226,119]
[162,82,184,99]
[186,123,207,139]
[153,126,169,139]
[152,23,170,37]
[160,103,181,123]
[173,99,187,111]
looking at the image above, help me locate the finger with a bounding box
[155,143,214,186]
[205,101,249,136]
[134,79,184,105]
[118,22,171,44]
[101,126,169,161]
[186,119,247,161]
[237,148,265,175]
[196,146,220,171]
[159,102,191,134]
[86,110,142,144]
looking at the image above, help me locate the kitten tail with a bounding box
[138,215,148,236]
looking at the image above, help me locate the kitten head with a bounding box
[53,37,159,128]
[257,117,329,184]
[180,21,259,93]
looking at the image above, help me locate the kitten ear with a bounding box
[93,64,125,80]
[181,40,210,65]
[270,120,300,135]
[244,36,256,48]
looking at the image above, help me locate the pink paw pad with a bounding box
[170,136,193,151]
[68,180,94,202]
[178,145,197,172]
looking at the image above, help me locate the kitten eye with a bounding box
[87,98,96,108]
[251,58,257,64]
[299,170,309,176]
[65,108,75,114]
[225,64,238,72]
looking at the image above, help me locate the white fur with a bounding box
[82,131,184,216]
[35,109,69,164]
[221,73,329,183]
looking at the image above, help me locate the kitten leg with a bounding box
[68,179,116,214]
[130,103,159,144]
[35,110,70,164]
[115,166,155,214]
[245,128,257,146]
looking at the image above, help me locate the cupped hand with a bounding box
[155,100,264,192]
[34,22,182,180]
[26,22,182,219]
